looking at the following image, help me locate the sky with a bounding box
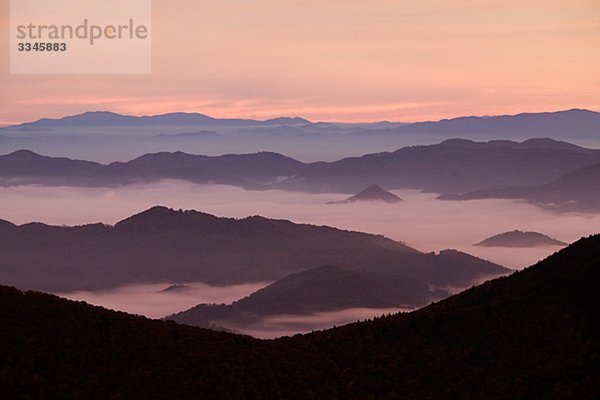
[1,0,599,125]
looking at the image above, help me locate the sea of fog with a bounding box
[224,307,414,339]
[2,181,599,337]
[58,282,270,319]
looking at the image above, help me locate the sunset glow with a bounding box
[1,0,599,124]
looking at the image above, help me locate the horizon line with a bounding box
[1,107,597,129]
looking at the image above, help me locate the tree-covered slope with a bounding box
[1,235,599,399]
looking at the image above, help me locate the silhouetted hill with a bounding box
[527,163,600,211]
[13,111,312,128]
[476,230,567,247]
[390,109,600,138]
[97,151,305,187]
[159,284,191,293]
[3,137,599,194]
[440,137,596,153]
[0,150,102,186]
[290,137,600,193]
[329,184,402,204]
[264,116,311,125]
[8,109,599,137]
[0,219,15,231]
[1,235,599,399]
[440,162,600,212]
[0,207,506,294]
[166,266,441,328]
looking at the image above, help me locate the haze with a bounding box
[58,282,269,319]
[1,0,599,125]
[1,181,594,269]
[3,180,597,336]
[227,307,413,339]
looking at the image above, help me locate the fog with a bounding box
[225,307,413,339]
[2,181,599,337]
[2,125,599,164]
[1,181,595,270]
[57,282,269,319]
[0,129,440,163]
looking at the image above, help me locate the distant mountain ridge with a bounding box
[386,109,600,138]
[2,137,599,198]
[439,137,597,153]
[291,137,600,194]
[440,162,600,211]
[0,206,507,295]
[6,109,599,136]
[2,109,598,164]
[11,111,312,128]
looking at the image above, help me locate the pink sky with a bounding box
[1,0,599,125]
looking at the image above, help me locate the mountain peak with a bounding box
[332,184,402,204]
[4,149,44,158]
[263,116,311,125]
[476,230,567,248]
[114,206,220,232]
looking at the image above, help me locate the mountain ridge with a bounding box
[439,162,600,211]
[8,111,313,129]
[5,108,598,130]
[2,137,599,196]
[0,206,507,295]
[1,234,598,398]
[165,265,439,329]
[2,109,598,165]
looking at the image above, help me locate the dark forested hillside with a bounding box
[1,235,599,399]
[166,265,441,328]
[0,206,506,297]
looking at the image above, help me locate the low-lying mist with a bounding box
[57,282,269,319]
[2,181,598,337]
[224,307,413,339]
[1,181,595,269]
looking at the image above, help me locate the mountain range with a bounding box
[6,109,599,137]
[9,111,312,128]
[0,207,507,298]
[440,161,600,211]
[1,137,599,199]
[383,108,600,138]
[1,234,598,399]
[1,109,598,162]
